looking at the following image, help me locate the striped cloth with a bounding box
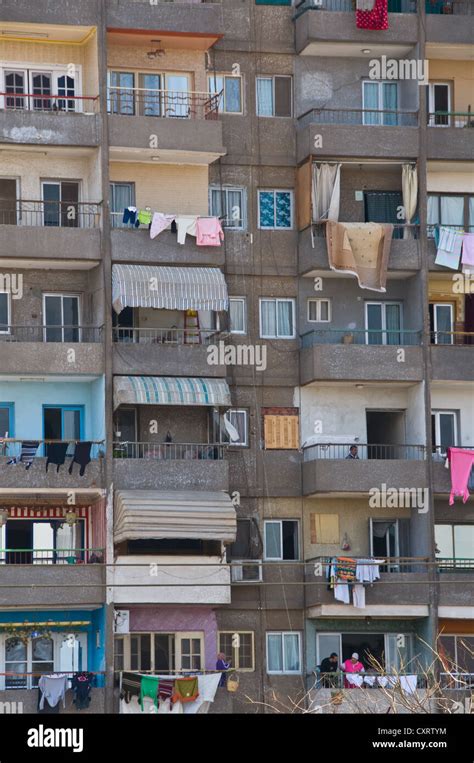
[112,264,228,314]
[335,556,357,582]
[113,376,231,409]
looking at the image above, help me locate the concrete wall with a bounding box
[431,384,474,449]
[113,459,229,492]
[111,229,225,267]
[0,564,105,608]
[113,344,227,378]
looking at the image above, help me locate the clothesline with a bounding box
[121,207,225,247]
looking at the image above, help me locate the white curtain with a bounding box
[312,163,341,223]
[277,301,293,337]
[261,300,277,336]
[257,78,273,117]
[283,634,300,672]
[267,634,283,672]
[402,164,418,239]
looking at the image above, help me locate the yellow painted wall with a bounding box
[429,59,474,115]
[429,278,465,322]
[109,162,209,215]
[2,149,102,202]
[427,171,474,194]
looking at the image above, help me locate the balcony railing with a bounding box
[1,670,105,691]
[303,443,426,460]
[113,327,224,345]
[113,441,226,460]
[309,672,428,691]
[437,557,474,571]
[428,112,474,128]
[307,554,430,573]
[311,222,420,240]
[430,331,474,346]
[0,92,100,114]
[0,440,105,460]
[298,108,419,128]
[0,326,103,343]
[0,200,102,228]
[426,1,472,14]
[107,87,222,120]
[295,0,417,13]
[301,328,422,347]
[0,548,105,565]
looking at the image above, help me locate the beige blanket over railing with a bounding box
[325,222,394,292]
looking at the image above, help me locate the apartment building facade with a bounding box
[0,0,472,714]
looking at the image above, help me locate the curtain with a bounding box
[436,306,453,344]
[267,635,283,672]
[228,190,242,227]
[402,164,418,239]
[284,635,300,672]
[277,300,292,337]
[257,78,273,117]
[261,300,277,336]
[265,522,281,558]
[382,83,398,126]
[385,304,401,345]
[363,82,379,125]
[372,521,392,538]
[224,78,241,113]
[312,163,341,223]
[441,196,464,227]
[469,197,474,232]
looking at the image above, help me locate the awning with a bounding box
[114,490,237,544]
[113,376,231,409]
[112,264,228,313]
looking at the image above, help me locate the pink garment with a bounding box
[196,217,224,247]
[447,447,474,505]
[342,659,365,688]
[461,233,474,267]
[150,213,176,240]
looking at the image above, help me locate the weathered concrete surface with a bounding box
[0,565,106,608]
[0,112,100,147]
[113,458,229,491]
[2,343,104,376]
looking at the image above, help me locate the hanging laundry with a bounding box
[435,226,463,270]
[150,213,176,240]
[461,233,474,267]
[399,675,418,694]
[356,0,389,30]
[182,674,222,715]
[139,675,160,711]
[363,675,377,687]
[335,557,357,581]
[122,207,138,226]
[68,442,92,477]
[37,686,60,714]
[175,215,198,245]
[157,678,174,700]
[172,676,199,704]
[45,442,69,473]
[157,697,172,714]
[356,558,382,583]
[38,675,68,711]
[352,583,366,609]
[334,582,350,604]
[71,672,93,710]
[326,222,393,292]
[135,209,153,227]
[6,440,39,470]
[196,217,224,247]
[447,447,474,505]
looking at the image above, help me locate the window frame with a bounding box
[42,292,82,343]
[209,186,246,230]
[0,632,87,691]
[0,290,11,334]
[429,302,454,345]
[259,297,296,339]
[428,82,452,127]
[0,63,83,112]
[123,631,203,672]
[364,301,403,345]
[257,189,294,230]
[222,408,248,447]
[431,410,458,455]
[229,297,247,335]
[266,631,302,675]
[0,402,14,438]
[264,519,299,561]
[207,72,243,115]
[362,80,399,126]
[307,298,331,324]
[427,193,473,235]
[218,631,255,672]
[256,75,292,118]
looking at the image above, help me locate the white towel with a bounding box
[352,583,366,609]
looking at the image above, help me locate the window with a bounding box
[209,187,246,229]
[0,633,87,690]
[1,66,81,112]
[427,194,474,236]
[427,83,451,127]
[438,635,474,674]
[108,71,191,118]
[218,632,255,671]
[431,411,457,456]
[259,298,295,338]
[429,303,454,345]
[222,409,248,447]
[110,182,135,229]
[0,403,14,438]
[229,297,247,334]
[263,414,299,450]
[307,298,331,323]
[43,405,84,457]
[310,514,340,545]
[0,291,10,334]
[258,190,293,230]
[256,76,292,117]
[362,81,398,125]
[208,74,242,114]
[43,294,80,343]
[365,302,403,346]
[127,632,202,672]
[266,632,301,675]
[435,524,474,565]
[41,181,79,228]
[114,636,125,672]
[264,520,299,560]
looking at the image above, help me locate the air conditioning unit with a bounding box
[231,560,263,583]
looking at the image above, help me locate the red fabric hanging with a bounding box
[356,0,389,30]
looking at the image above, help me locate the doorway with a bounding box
[366,410,406,459]
[0,178,17,225]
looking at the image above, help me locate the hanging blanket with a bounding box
[326,222,393,292]
[356,0,389,30]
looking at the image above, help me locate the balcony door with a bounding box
[0,178,18,225]
[108,71,135,115]
[0,403,14,438]
[362,81,398,125]
[429,302,454,345]
[365,302,403,345]
[427,83,451,126]
[165,74,190,118]
[110,182,135,228]
[43,405,83,456]
[4,70,26,110]
[370,518,411,571]
[42,181,79,228]
[431,410,457,457]
[43,294,81,343]
[364,190,405,239]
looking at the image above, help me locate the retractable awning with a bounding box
[114,490,237,544]
[112,264,228,313]
[113,376,231,409]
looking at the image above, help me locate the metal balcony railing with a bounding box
[113,441,226,460]
[307,555,430,573]
[0,200,101,228]
[113,327,224,345]
[0,92,100,114]
[437,557,474,571]
[308,672,428,691]
[107,87,222,120]
[1,670,105,691]
[303,443,427,460]
[311,222,420,240]
[301,328,422,347]
[298,107,418,128]
[295,0,417,12]
[0,439,105,460]
[426,1,472,14]
[428,112,474,128]
[0,326,103,343]
[0,548,105,565]
[439,673,474,689]
[430,331,474,346]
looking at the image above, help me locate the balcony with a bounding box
[108,88,225,163]
[430,332,474,382]
[113,442,229,491]
[427,114,474,161]
[106,0,224,43]
[111,555,231,605]
[426,1,474,45]
[305,557,430,614]
[1,326,104,375]
[111,227,225,267]
[303,443,427,495]
[0,0,99,25]
[438,559,474,608]
[0,549,105,608]
[0,93,100,147]
[0,441,105,490]
[0,201,102,262]
[294,1,418,56]
[297,109,419,162]
[112,328,227,376]
[300,329,424,384]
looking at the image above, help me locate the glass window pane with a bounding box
[62,297,79,343]
[6,638,27,661]
[438,413,455,449]
[366,304,383,345]
[267,634,283,672]
[259,192,275,228]
[435,305,453,344]
[282,521,298,560]
[385,304,401,345]
[0,406,10,436]
[257,78,273,116]
[227,190,242,228]
[265,522,281,559]
[0,293,9,327]
[32,637,54,661]
[453,525,474,560]
[277,300,293,337]
[382,83,398,125]
[275,192,292,228]
[363,82,380,125]
[140,634,151,671]
[317,634,341,666]
[261,300,276,337]
[224,77,241,113]
[469,197,474,232]
[440,196,464,227]
[320,301,329,321]
[274,77,291,117]
[435,525,454,558]
[43,183,60,227]
[230,299,245,333]
[283,634,300,672]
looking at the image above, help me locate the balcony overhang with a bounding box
[107,28,223,52]
[0,22,96,45]
[307,604,429,619]
[109,144,224,166]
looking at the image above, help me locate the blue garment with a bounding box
[216,659,230,687]
[122,207,137,226]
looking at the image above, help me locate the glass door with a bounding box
[43,405,83,456]
[363,81,398,125]
[175,632,203,671]
[139,73,161,117]
[429,303,454,345]
[431,411,457,456]
[108,71,135,115]
[365,302,402,345]
[56,74,76,112]
[4,70,26,110]
[428,83,451,126]
[42,182,79,228]
[31,72,52,111]
[110,182,135,229]
[165,74,190,118]
[43,294,80,343]
[370,519,399,571]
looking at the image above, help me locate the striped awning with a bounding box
[112,264,228,313]
[114,490,237,544]
[114,376,231,409]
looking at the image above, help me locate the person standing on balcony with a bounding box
[345,445,360,459]
[216,652,231,687]
[342,653,365,688]
[319,652,339,688]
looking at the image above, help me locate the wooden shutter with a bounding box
[264,415,299,450]
[310,514,340,545]
[296,159,312,231]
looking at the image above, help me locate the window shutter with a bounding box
[310,514,340,545]
[274,76,291,117]
[264,415,299,450]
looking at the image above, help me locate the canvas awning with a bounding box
[113,376,231,409]
[114,490,237,544]
[112,264,228,313]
